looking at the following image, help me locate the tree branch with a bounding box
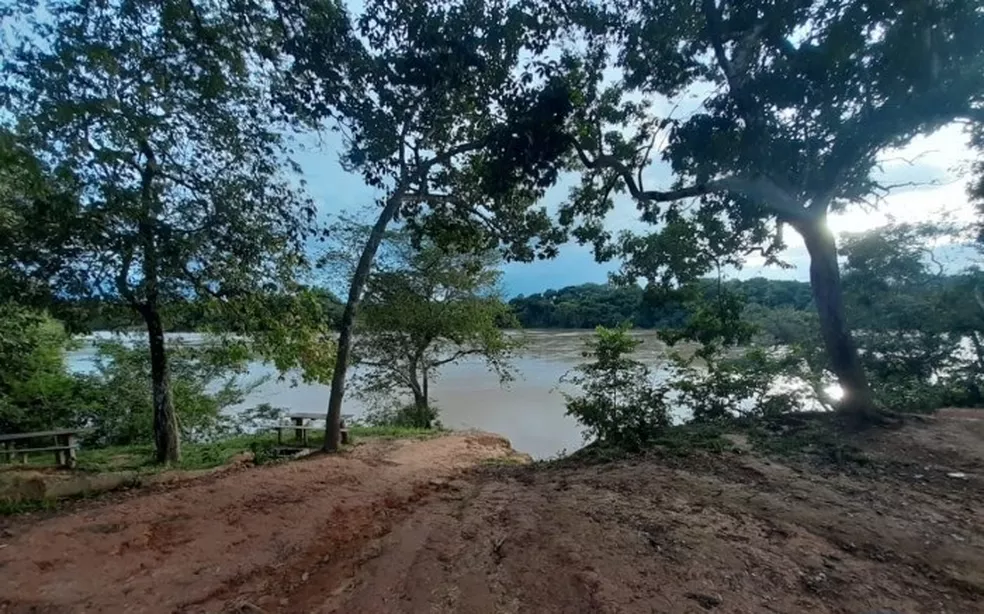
[572,141,706,202]
[701,0,739,91]
[637,128,660,193]
[571,138,809,221]
[429,347,485,368]
[400,192,507,236]
[180,263,227,299]
[419,140,483,176]
[817,76,982,213]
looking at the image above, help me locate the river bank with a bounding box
[69,329,681,459]
[3,411,983,612]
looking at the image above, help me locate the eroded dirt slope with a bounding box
[3,413,984,614]
[0,433,518,613]
[288,410,984,614]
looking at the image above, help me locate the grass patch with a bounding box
[8,426,445,475]
[0,497,60,516]
[481,454,529,467]
[650,424,730,455]
[73,433,281,473]
[558,423,730,465]
[349,425,441,440]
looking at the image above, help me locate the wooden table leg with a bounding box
[292,417,304,443]
[55,435,66,467]
[66,434,77,469]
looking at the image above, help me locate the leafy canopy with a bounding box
[839,222,984,410]
[1,0,331,372]
[555,0,984,286]
[276,0,568,259]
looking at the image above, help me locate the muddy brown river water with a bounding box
[69,330,677,459]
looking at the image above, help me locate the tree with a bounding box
[555,0,984,421]
[350,229,516,428]
[2,0,321,462]
[275,0,567,450]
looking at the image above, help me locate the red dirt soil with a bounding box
[3,413,984,614]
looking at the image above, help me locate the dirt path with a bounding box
[291,411,984,614]
[3,414,984,613]
[0,433,519,613]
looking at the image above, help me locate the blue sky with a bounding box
[296,124,980,298]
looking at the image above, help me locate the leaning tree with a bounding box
[274,0,570,450]
[554,0,984,419]
[1,0,324,462]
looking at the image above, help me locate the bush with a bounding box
[562,324,671,451]
[0,308,84,433]
[669,346,812,423]
[75,338,263,446]
[363,402,441,429]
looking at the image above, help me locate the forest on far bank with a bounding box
[51,272,975,337]
[508,277,814,330]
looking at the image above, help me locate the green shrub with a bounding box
[563,324,671,451]
[0,307,84,433]
[669,346,811,424]
[363,402,441,429]
[75,338,263,446]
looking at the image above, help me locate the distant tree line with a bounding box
[508,278,814,330]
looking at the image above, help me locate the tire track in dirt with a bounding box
[0,433,519,614]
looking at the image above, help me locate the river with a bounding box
[67,330,679,459]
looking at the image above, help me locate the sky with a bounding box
[295,123,981,298]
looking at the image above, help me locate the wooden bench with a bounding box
[0,429,80,468]
[276,413,351,446]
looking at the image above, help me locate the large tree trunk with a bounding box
[798,219,877,420]
[144,305,180,464]
[323,194,403,451]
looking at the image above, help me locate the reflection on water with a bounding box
[67,330,676,459]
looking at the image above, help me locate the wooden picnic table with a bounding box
[273,413,350,446]
[0,429,80,468]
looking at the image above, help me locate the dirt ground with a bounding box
[3,413,984,614]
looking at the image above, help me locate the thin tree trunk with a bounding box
[408,357,427,409]
[324,193,403,451]
[411,376,430,429]
[421,362,429,410]
[134,139,179,463]
[144,304,180,464]
[797,219,877,420]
